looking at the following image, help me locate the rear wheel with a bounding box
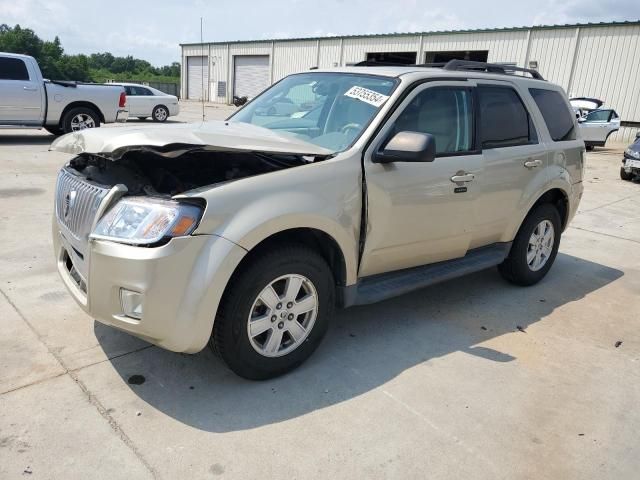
[61,107,100,133]
[498,204,561,286]
[152,105,169,122]
[620,167,634,181]
[211,244,334,380]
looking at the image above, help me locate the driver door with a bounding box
[360,81,483,277]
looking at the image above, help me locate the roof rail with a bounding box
[442,60,545,80]
[353,61,409,67]
[353,59,545,80]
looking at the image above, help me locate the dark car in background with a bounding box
[621,133,640,181]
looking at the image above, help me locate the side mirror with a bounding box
[578,117,586,123]
[373,131,436,164]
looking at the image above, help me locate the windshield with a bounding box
[229,72,398,153]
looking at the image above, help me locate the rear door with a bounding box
[125,86,152,117]
[361,80,482,277]
[0,57,43,124]
[470,82,549,247]
[579,109,619,143]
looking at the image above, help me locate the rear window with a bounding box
[0,57,29,81]
[478,86,537,149]
[529,88,576,142]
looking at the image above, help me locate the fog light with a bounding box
[120,289,144,319]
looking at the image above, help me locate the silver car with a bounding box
[51,61,584,379]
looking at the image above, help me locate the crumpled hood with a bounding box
[50,120,333,159]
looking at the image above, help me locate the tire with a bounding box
[498,204,562,286]
[137,117,148,121]
[44,126,64,136]
[152,105,169,122]
[211,244,334,380]
[620,167,634,181]
[61,107,100,133]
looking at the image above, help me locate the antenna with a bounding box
[200,17,205,122]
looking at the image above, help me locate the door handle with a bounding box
[450,173,475,183]
[23,86,38,91]
[524,159,542,169]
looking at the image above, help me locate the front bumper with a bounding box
[622,154,640,174]
[53,223,246,353]
[116,109,129,123]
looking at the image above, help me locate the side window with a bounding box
[529,88,576,142]
[0,58,30,81]
[124,86,133,95]
[478,86,537,149]
[584,110,611,122]
[142,88,154,96]
[392,87,473,155]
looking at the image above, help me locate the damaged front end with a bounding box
[51,121,334,246]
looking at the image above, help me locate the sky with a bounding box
[1,0,639,66]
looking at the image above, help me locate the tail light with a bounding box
[119,91,126,108]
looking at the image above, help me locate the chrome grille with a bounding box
[55,168,110,241]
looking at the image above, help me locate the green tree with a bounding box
[0,24,180,84]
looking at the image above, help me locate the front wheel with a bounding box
[152,105,169,122]
[620,167,634,181]
[498,204,561,286]
[211,245,334,380]
[62,107,100,133]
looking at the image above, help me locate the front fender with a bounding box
[217,191,360,285]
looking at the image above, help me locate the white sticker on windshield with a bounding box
[344,86,390,107]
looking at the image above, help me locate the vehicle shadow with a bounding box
[124,119,184,124]
[0,134,54,145]
[96,252,623,432]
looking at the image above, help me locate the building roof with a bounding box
[180,20,640,46]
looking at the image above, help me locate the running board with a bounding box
[341,242,512,307]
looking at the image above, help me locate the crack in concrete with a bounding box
[0,287,159,480]
[568,225,640,245]
[578,193,640,213]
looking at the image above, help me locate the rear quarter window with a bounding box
[0,57,30,81]
[529,88,576,141]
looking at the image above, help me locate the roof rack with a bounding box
[352,59,545,80]
[441,60,545,80]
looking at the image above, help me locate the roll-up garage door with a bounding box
[187,56,208,100]
[233,55,270,99]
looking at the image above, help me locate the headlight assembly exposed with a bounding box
[91,197,203,245]
[625,148,640,159]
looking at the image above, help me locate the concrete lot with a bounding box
[1,102,639,479]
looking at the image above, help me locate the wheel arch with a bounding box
[531,188,569,231]
[504,184,571,243]
[59,101,106,125]
[234,227,349,289]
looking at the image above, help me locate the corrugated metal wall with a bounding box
[421,30,529,64]
[182,24,640,141]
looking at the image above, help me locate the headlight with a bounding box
[91,197,203,245]
[626,148,640,159]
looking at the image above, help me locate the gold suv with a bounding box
[52,61,584,379]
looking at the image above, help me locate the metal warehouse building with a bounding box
[181,21,640,141]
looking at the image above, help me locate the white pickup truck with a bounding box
[0,52,128,134]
